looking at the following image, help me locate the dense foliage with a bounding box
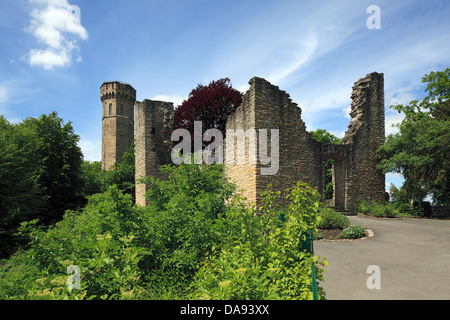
[81,143,136,201]
[189,182,327,300]
[338,224,365,240]
[377,66,450,205]
[0,112,135,259]
[317,207,349,229]
[0,112,84,258]
[354,199,424,218]
[0,163,327,300]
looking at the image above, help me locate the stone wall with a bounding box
[102,72,386,214]
[224,79,258,204]
[134,100,174,206]
[227,77,325,208]
[343,72,385,211]
[224,73,385,212]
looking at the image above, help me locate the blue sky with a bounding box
[1,0,450,191]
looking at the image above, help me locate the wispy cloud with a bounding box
[151,94,186,108]
[25,0,88,70]
[266,33,319,84]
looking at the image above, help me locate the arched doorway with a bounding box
[323,144,350,212]
[331,156,347,211]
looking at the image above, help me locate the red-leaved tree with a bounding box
[174,78,243,141]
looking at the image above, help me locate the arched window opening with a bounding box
[109,103,113,116]
[120,104,124,116]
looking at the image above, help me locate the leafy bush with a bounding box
[0,250,40,299]
[318,207,349,229]
[189,181,328,300]
[339,224,365,239]
[354,199,371,215]
[1,185,151,300]
[0,163,235,300]
[1,163,328,300]
[139,163,235,293]
[355,199,424,218]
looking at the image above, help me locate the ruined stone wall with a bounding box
[343,72,385,211]
[224,80,258,204]
[225,77,325,209]
[224,73,385,212]
[103,72,385,213]
[253,77,325,207]
[135,100,174,206]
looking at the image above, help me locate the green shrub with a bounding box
[339,224,365,239]
[355,199,424,218]
[0,163,236,300]
[2,185,151,300]
[354,199,371,214]
[0,250,40,299]
[318,208,349,229]
[189,181,328,300]
[140,163,236,293]
[1,163,328,300]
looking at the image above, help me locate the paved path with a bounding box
[314,215,450,300]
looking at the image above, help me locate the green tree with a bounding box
[20,112,84,224]
[377,67,450,205]
[102,142,135,201]
[0,112,84,258]
[388,183,408,203]
[1,186,149,300]
[0,117,43,257]
[80,161,103,199]
[309,129,343,145]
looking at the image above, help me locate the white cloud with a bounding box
[28,48,71,70]
[151,94,186,108]
[266,33,319,84]
[329,130,346,139]
[238,84,249,93]
[0,85,22,123]
[78,138,101,162]
[25,0,88,70]
[385,112,404,136]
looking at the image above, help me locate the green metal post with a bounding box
[306,230,318,300]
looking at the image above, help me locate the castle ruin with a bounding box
[101,72,385,213]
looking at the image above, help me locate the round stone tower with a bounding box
[101,81,136,171]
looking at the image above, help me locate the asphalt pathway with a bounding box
[314,215,450,300]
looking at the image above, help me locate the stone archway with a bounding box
[330,155,347,211]
[323,144,351,212]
